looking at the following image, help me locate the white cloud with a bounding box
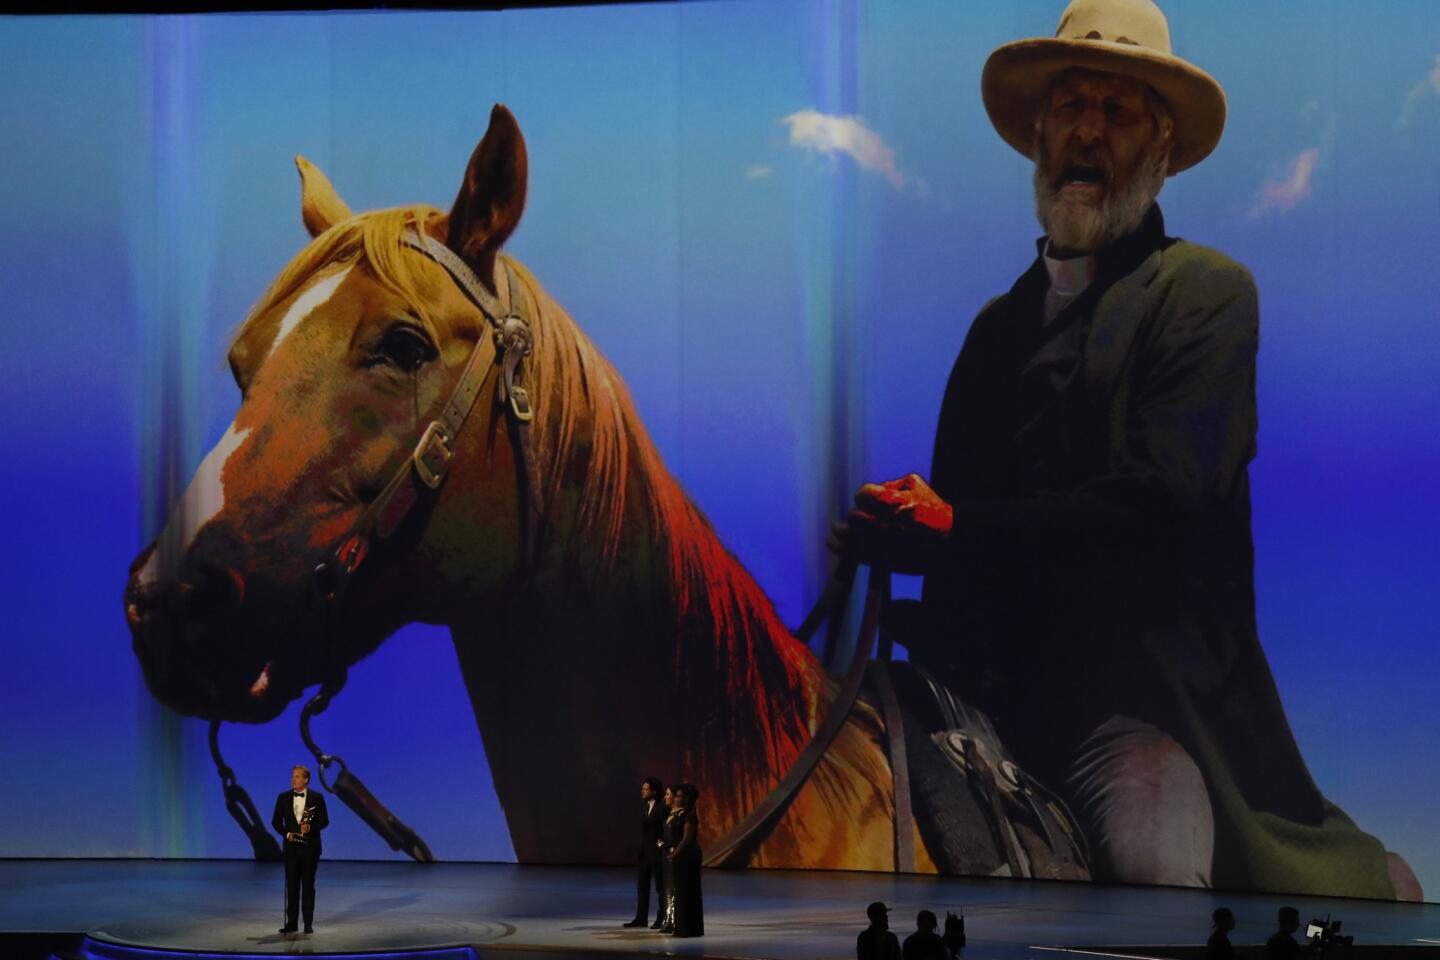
[1250,148,1320,219]
[780,109,906,191]
[1396,52,1440,130]
[744,164,774,181]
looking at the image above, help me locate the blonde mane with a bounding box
[230,202,823,809]
[237,206,814,697]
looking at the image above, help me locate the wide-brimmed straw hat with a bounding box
[981,0,1226,174]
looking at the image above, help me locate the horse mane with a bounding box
[502,257,822,782]
[237,205,820,773]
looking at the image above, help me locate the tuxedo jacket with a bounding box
[272,789,330,854]
[638,799,667,861]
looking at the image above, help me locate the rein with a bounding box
[702,561,919,872]
[707,562,1088,876]
[212,231,541,862]
[205,231,1055,872]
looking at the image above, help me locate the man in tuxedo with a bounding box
[624,778,667,928]
[272,764,330,935]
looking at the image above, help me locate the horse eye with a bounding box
[376,326,437,374]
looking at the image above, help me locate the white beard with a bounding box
[1034,146,1168,254]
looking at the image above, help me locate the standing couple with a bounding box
[626,778,704,938]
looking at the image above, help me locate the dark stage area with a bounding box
[2,861,1438,959]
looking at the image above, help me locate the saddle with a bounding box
[884,658,1088,879]
[706,565,1090,879]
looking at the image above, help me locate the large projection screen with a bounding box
[0,2,1435,902]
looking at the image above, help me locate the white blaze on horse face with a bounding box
[269,266,351,360]
[138,267,351,588]
[136,421,251,587]
[180,421,250,546]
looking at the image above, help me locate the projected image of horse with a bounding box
[120,106,885,869]
[122,106,1081,875]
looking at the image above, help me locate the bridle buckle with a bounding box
[507,384,534,423]
[412,421,453,489]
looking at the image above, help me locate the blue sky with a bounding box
[1,2,1437,892]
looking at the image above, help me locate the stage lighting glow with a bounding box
[79,935,480,960]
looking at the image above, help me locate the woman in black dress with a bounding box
[666,783,704,937]
[657,786,678,933]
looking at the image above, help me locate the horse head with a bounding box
[125,105,532,723]
[122,105,875,868]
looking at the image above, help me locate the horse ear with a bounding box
[295,156,353,238]
[446,104,528,290]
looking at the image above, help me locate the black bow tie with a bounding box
[293,791,306,798]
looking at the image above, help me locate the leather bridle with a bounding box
[206,231,917,870]
[313,229,543,609]
[210,230,544,863]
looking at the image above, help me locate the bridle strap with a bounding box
[398,233,543,566]
[316,231,540,604]
[401,230,509,320]
[494,313,544,569]
[268,232,543,864]
[315,333,498,601]
[404,233,544,566]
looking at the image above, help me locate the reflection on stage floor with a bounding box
[1,860,1436,959]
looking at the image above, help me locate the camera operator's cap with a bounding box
[981,0,1227,174]
[866,902,891,922]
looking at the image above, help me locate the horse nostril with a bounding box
[127,586,156,626]
[126,570,171,626]
[179,563,246,620]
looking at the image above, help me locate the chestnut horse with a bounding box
[125,105,933,870]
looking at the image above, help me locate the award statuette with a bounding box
[294,805,316,844]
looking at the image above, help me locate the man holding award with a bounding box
[272,764,330,935]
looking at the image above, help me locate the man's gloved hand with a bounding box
[827,473,953,575]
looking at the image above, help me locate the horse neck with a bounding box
[447,445,829,856]
[636,498,830,829]
[445,272,831,857]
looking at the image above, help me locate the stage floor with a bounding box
[2,860,1438,959]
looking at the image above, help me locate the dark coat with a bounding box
[857,927,901,960]
[913,205,1392,897]
[639,798,667,861]
[272,789,330,854]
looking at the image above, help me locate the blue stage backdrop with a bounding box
[0,2,1436,901]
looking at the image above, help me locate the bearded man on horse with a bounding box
[835,0,1420,900]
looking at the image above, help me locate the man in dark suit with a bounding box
[272,764,330,935]
[834,0,1409,900]
[623,778,668,928]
